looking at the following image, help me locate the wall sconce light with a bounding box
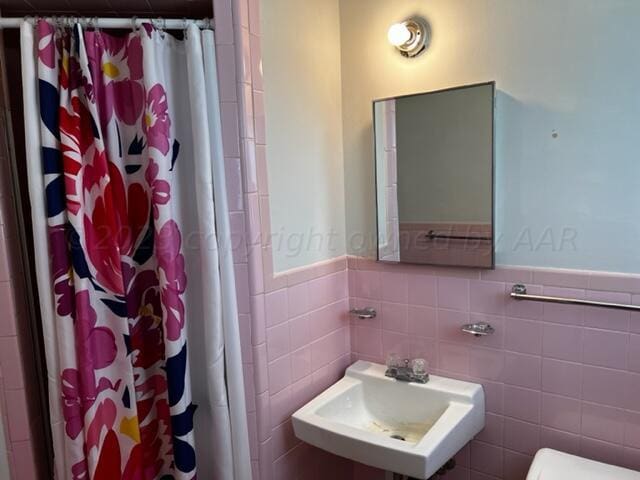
[387,17,430,57]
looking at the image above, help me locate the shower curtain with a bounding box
[20,20,251,480]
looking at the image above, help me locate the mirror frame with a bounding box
[373,81,496,269]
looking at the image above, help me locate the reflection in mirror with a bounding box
[374,82,495,268]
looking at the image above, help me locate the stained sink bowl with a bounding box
[291,361,485,479]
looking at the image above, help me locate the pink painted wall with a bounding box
[349,257,640,479]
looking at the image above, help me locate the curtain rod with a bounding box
[0,16,213,30]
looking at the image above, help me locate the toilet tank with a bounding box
[527,449,640,480]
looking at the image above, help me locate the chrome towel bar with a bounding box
[349,307,377,319]
[425,230,492,242]
[510,284,640,312]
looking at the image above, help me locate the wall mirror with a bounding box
[374,82,495,268]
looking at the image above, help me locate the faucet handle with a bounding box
[411,358,427,376]
[386,353,401,368]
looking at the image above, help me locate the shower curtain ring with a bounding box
[159,17,167,38]
[152,17,164,36]
[131,16,138,32]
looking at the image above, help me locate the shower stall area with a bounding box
[0,0,258,478]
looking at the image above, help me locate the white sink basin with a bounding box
[292,361,485,479]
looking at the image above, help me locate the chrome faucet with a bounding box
[385,356,429,384]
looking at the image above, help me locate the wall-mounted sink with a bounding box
[292,361,485,479]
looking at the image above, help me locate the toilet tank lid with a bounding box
[527,449,640,480]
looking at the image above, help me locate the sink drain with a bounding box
[390,434,406,441]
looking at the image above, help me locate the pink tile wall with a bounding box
[349,257,640,479]
[0,35,46,479]
[223,0,355,478]
[263,266,353,480]
[211,0,262,476]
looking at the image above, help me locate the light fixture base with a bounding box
[396,17,430,58]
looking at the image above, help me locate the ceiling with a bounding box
[0,0,213,17]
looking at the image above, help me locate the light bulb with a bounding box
[387,22,411,47]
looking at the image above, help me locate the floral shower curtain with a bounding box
[20,20,251,480]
